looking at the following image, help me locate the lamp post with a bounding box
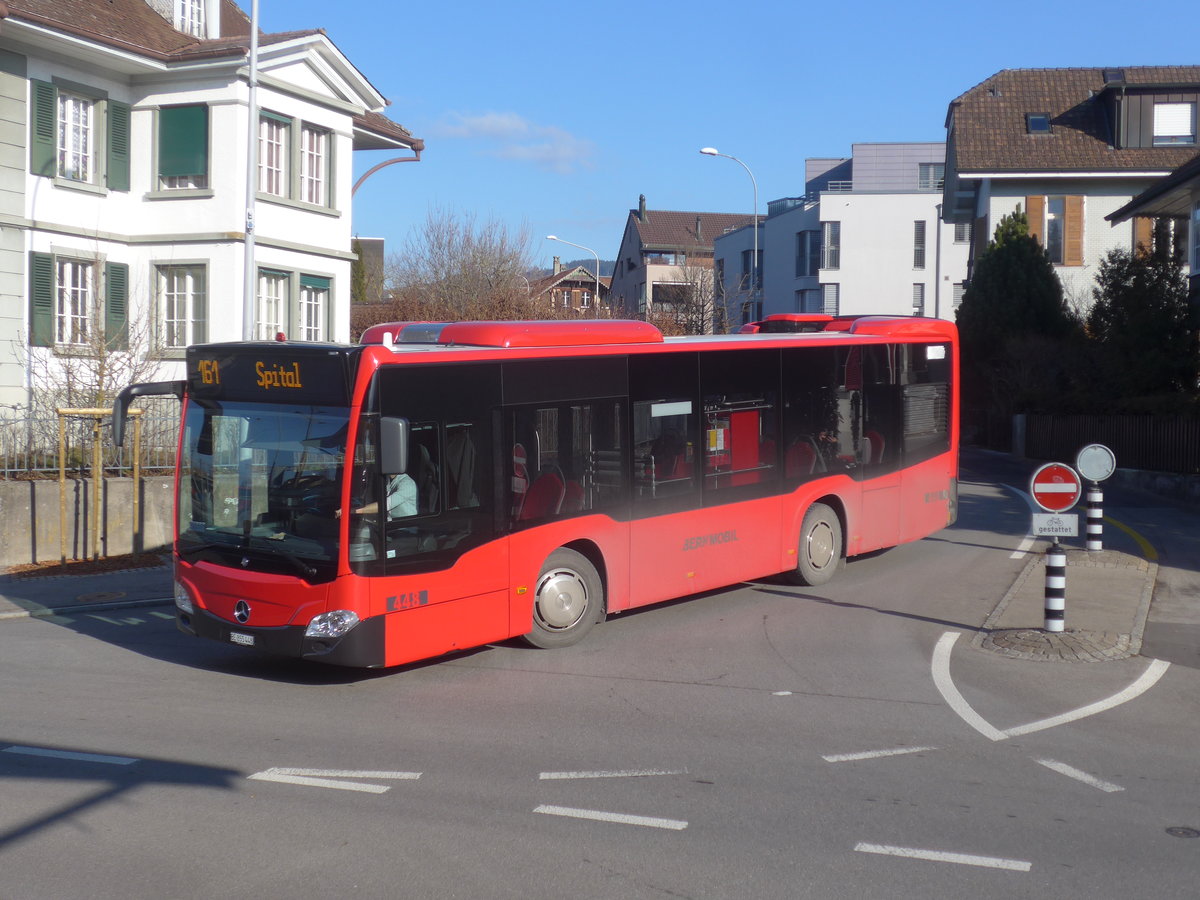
[700,147,759,324]
[546,235,601,314]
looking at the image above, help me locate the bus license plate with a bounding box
[229,632,255,647]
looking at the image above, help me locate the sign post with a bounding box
[1075,444,1116,552]
[1029,462,1082,633]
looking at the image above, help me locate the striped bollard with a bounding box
[1044,541,1066,633]
[1086,485,1103,552]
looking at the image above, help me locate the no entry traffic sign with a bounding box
[1029,462,1082,513]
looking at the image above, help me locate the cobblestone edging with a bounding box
[971,550,1158,662]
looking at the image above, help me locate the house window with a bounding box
[918,163,944,190]
[954,221,970,243]
[28,252,128,350]
[158,265,207,348]
[56,258,94,345]
[298,276,329,341]
[821,221,840,269]
[741,249,761,291]
[57,91,94,183]
[1028,195,1083,266]
[953,282,966,310]
[1153,102,1196,146]
[259,114,288,197]
[561,289,572,308]
[176,0,206,37]
[158,105,209,189]
[912,283,925,316]
[795,231,820,277]
[256,269,289,339]
[821,283,839,316]
[581,291,592,308]
[30,81,130,190]
[913,220,927,269]
[301,125,329,206]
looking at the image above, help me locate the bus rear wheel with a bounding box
[523,548,603,649]
[789,502,842,586]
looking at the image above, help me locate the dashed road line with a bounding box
[539,768,686,780]
[854,842,1031,872]
[3,745,138,766]
[247,767,421,794]
[533,804,688,831]
[1033,758,1124,793]
[822,746,936,763]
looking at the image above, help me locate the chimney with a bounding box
[638,194,647,221]
[695,216,703,241]
[553,256,561,274]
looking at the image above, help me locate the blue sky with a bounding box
[262,0,1198,270]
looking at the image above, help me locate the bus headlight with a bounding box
[174,579,194,614]
[305,610,360,639]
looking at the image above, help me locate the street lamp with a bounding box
[700,147,759,323]
[546,235,601,314]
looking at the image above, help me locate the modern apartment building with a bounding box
[715,143,969,324]
[0,0,421,411]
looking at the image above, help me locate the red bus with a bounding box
[114,316,958,669]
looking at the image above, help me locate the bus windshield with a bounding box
[177,398,349,581]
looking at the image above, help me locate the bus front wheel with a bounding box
[790,503,842,586]
[523,548,603,649]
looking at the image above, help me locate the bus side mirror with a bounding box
[379,416,409,475]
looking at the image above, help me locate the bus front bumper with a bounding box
[177,606,386,668]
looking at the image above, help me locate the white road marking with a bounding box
[539,768,686,780]
[1001,658,1170,738]
[3,745,137,766]
[931,632,1008,741]
[247,767,421,794]
[933,632,1171,741]
[151,611,176,620]
[87,615,126,626]
[1000,484,1041,558]
[533,804,687,831]
[822,746,936,763]
[855,842,1030,872]
[1033,758,1124,793]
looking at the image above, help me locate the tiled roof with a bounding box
[1107,150,1200,221]
[4,1,418,148]
[948,66,1200,173]
[530,266,609,297]
[2,0,253,59]
[632,209,755,250]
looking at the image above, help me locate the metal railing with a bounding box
[0,402,180,479]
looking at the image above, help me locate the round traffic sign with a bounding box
[1076,443,1116,482]
[1030,462,1082,512]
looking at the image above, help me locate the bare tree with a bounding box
[387,207,542,321]
[644,256,718,336]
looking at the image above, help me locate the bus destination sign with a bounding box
[186,345,352,406]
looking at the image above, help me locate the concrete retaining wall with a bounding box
[0,476,174,567]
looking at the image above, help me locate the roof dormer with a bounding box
[146,0,221,40]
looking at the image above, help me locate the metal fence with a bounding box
[1023,413,1200,475]
[0,401,180,479]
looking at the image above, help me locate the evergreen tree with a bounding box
[1087,245,1197,401]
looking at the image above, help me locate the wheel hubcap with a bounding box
[535,568,588,630]
[806,522,836,570]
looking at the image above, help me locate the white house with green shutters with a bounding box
[1,0,421,413]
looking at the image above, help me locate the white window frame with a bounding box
[56,257,95,346]
[298,280,327,342]
[157,264,207,349]
[821,222,840,270]
[1153,102,1196,146]
[176,0,206,37]
[256,269,289,339]
[258,115,288,197]
[300,124,329,206]
[912,283,925,316]
[57,90,94,183]
[914,220,927,269]
[954,221,970,243]
[821,283,839,316]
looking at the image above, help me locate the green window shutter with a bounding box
[29,252,55,347]
[30,79,57,177]
[107,99,131,191]
[158,105,208,178]
[105,261,129,351]
[300,274,331,290]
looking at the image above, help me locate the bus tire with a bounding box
[789,502,842,586]
[523,548,603,649]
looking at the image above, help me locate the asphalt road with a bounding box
[1,451,1197,899]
